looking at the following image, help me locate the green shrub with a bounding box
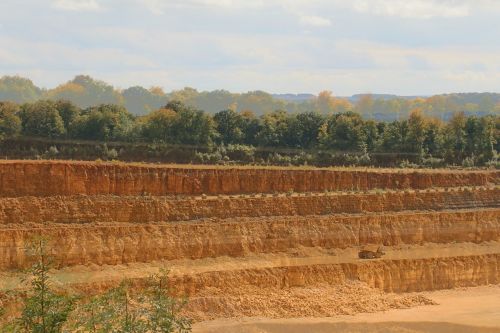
[66,271,191,332]
[399,159,419,169]
[6,237,76,333]
[421,156,445,168]
[226,144,255,163]
[462,156,475,168]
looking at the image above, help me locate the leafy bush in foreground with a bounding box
[0,239,192,333]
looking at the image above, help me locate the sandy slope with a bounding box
[193,285,500,333]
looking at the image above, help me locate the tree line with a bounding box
[1,75,499,119]
[0,98,498,167]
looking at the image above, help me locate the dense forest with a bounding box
[0,97,498,168]
[1,75,499,120]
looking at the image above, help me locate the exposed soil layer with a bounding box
[0,160,499,324]
[0,160,498,197]
[2,242,499,295]
[0,187,498,225]
[0,209,498,269]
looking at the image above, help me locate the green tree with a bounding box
[239,110,261,146]
[74,104,134,141]
[69,281,146,333]
[406,109,427,160]
[362,119,379,151]
[319,112,367,151]
[172,103,215,146]
[9,237,75,333]
[442,112,466,163]
[141,108,177,143]
[0,101,22,140]
[423,118,443,156]
[464,116,483,159]
[19,101,66,138]
[379,120,409,153]
[69,270,191,333]
[213,109,245,144]
[149,101,216,146]
[255,110,290,147]
[285,111,324,148]
[141,101,216,146]
[54,100,81,137]
[143,270,192,333]
[465,115,497,163]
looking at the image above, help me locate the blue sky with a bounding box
[1,0,499,95]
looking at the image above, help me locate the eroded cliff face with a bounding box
[170,254,500,295]
[40,253,500,297]
[0,160,499,322]
[0,209,498,269]
[0,187,497,224]
[0,161,497,197]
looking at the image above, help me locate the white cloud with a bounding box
[139,0,165,14]
[299,15,331,27]
[138,0,269,14]
[133,1,333,29]
[0,36,157,70]
[186,0,266,7]
[2,0,500,94]
[52,0,102,11]
[336,40,500,72]
[337,0,470,19]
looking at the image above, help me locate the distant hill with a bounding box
[272,94,315,102]
[441,92,500,105]
[273,93,425,103]
[348,94,425,102]
[275,93,500,104]
[1,75,499,119]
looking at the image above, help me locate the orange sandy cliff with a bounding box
[0,160,499,321]
[0,160,497,196]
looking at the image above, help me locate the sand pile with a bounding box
[184,281,436,321]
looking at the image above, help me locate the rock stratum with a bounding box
[0,160,498,197]
[0,160,499,322]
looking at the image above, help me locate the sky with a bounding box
[1,0,500,95]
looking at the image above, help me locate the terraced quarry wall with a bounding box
[1,209,499,269]
[0,160,499,321]
[0,160,498,196]
[0,187,498,224]
[170,254,500,294]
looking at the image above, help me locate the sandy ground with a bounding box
[193,285,500,333]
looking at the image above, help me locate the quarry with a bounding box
[0,160,499,332]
